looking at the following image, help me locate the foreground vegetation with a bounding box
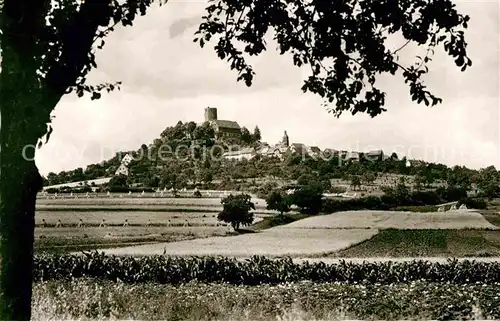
[33,278,500,321]
[34,253,500,285]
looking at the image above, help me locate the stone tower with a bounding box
[204,107,218,122]
[282,130,289,147]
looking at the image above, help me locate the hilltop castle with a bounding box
[204,107,241,138]
[204,107,386,162]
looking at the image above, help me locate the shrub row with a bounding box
[321,193,487,213]
[34,252,500,285]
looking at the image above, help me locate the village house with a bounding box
[114,163,129,176]
[222,147,257,161]
[365,150,384,161]
[322,148,339,159]
[346,151,361,162]
[307,146,322,157]
[121,153,133,166]
[290,143,307,156]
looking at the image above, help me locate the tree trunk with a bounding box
[1,11,51,319]
[0,147,42,321]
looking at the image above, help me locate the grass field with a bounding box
[279,210,499,230]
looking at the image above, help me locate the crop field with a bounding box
[36,197,268,207]
[36,226,232,239]
[34,196,272,253]
[35,226,233,253]
[101,227,378,257]
[279,210,499,230]
[35,210,268,227]
[101,209,500,258]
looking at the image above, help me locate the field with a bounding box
[330,229,500,258]
[36,211,268,226]
[102,209,500,257]
[100,228,378,257]
[34,196,270,253]
[32,195,500,320]
[36,196,268,207]
[278,209,499,230]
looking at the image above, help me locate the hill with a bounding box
[42,117,500,200]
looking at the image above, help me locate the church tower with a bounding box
[282,130,289,147]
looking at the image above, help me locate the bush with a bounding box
[459,197,488,210]
[108,186,129,193]
[410,191,442,205]
[391,205,438,212]
[321,196,392,213]
[437,186,468,202]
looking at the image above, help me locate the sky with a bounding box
[35,0,500,175]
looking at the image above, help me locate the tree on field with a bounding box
[362,172,377,185]
[265,190,291,216]
[0,0,471,319]
[218,194,255,230]
[350,175,362,191]
[289,183,324,214]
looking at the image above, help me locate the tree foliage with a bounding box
[290,183,324,214]
[195,0,471,117]
[217,193,255,229]
[108,174,128,188]
[265,190,291,215]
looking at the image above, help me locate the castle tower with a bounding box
[282,130,289,147]
[204,107,218,122]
